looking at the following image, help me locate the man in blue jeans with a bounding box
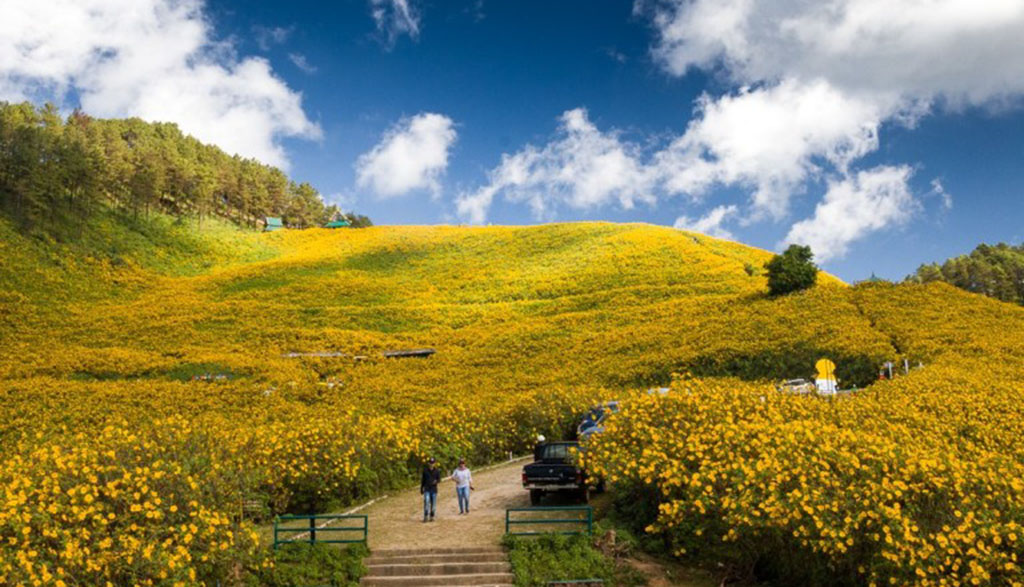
[420,457,441,522]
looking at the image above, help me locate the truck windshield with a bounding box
[541,444,572,461]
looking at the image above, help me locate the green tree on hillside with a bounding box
[908,243,1024,305]
[765,244,818,296]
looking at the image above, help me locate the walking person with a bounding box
[421,457,441,522]
[450,459,474,514]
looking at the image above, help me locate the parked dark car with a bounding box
[522,441,595,505]
[576,401,620,439]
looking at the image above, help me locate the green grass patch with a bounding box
[92,212,275,276]
[158,362,240,382]
[253,543,368,587]
[502,533,645,587]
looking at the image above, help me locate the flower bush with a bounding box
[583,286,1024,586]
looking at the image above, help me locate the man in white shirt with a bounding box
[450,459,474,514]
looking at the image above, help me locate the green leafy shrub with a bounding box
[502,533,643,587]
[765,245,818,296]
[256,543,368,587]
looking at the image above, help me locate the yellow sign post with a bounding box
[815,358,837,394]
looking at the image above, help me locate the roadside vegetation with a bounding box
[255,543,367,587]
[503,533,644,587]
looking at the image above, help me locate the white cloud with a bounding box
[674,204,738,239]
[654,79,888,220]
[929,178,953,210]
[369,0,421,46]
[288,53,317,74]
[253,25,293,51]
[325,191,358,212]
[456,108,655,223]
[356,113,456,198]
[646,0,1024,104]
[783,166,917,262]
[457,93,881,226]
[0,0,320,169]
[632,0,1024,258]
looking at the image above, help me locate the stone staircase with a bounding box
[360,546,514,586]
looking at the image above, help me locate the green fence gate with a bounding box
[273,514,368,549]
[505,506,593,536]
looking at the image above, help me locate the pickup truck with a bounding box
[521,441,591,505]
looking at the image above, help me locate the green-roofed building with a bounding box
[324,218,351,228]
[263,217,284,232]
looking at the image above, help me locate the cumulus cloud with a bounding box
[369,0,421,46]
[467,0,1017,232]
[456,108,655,223]
[783,166,917,262]
[0,0,320,169]
[456,93,882,226]
[637,0,1024,226]
[356,113,457,198]
[674,204,738,239]
[655,79,888,220]
[646,0,1024,104]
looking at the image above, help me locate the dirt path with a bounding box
[281,456,718,586]
[357,457,532,550]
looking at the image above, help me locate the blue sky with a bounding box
[3,0,1024,282]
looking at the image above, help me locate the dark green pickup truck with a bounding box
[521,441,591,505]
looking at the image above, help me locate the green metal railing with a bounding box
[505,506,593,536]
[546,581,605,586]
[273,514,368,549]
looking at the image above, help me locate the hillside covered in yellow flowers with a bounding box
[2,216,1024,586]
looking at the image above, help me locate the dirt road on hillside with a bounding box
[356,457,532,550]
[318,456,716,586]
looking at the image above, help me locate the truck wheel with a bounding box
[594,479,606,494]
[530,490,543,506]
[578,486,590,504]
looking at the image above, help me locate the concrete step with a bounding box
[360,572,515,586]
[360,546,513,586]
[367,552,509,565]
[367,561,511,577]
[370,546,505,557]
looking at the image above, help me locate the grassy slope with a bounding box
[0,211,272,331]
[2,216,1021,438]
[0,220,854,376]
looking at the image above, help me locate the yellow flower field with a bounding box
[584,285,1024,587]
[1,219,1023,585]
